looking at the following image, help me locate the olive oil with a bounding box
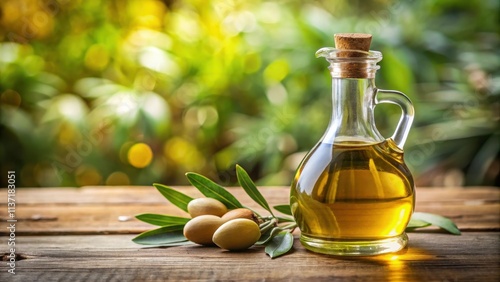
[294,33,416,255]
[290,139,415,255]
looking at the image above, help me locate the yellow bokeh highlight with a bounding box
[244,53,261,74]
[163,137,205,169]
[106,171,130,185]
[129,0,166,29]
[84,44,109,71]
[57,123,82,146]
[0,1,21,25]
[75,166,102,186]
[1,0,54,39]
[128,143,153,168]
[264,59,289,83]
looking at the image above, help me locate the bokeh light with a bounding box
[75,166,102,186]
[163,137,205,170]
[0,0,498,187]
[0,89,22,108]
[128,143,154,168]
[84,44,110,71]
[106,171,131,185]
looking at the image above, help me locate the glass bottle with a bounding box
[290,34,415,256]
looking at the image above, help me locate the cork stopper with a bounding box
[334,33,372,55]
[333,33,373,78]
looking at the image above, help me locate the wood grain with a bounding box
[1,233,498,281]
[0,186,498,235]
[0,186,498,281]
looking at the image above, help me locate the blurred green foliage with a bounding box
[0,0,498,187]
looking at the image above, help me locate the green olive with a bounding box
[183,215,224,245]
[221,208,257,223]
[212,218,261,251]
[187,198,228,218]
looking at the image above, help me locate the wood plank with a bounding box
[1,186,498,204]
[0,202,497,235]
[1,233,498,281]
[0,187,498,235]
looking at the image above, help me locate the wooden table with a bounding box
[1,186,499,281]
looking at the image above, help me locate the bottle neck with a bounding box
[322,78,384,144]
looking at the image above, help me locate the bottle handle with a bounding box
[374,89,415,148]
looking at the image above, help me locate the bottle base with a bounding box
[300,233,408,256]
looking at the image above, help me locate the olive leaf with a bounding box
[236,165,274,216]
[276,216,295,222]
[273,204,292,216]
[405,218,431,231]
[142,241,195,248]
[257,227,274,245]
[186,172,243,209]
[411,212,461,235]
[135,214,190,226]
[265,231,294,259]
[259,219,276,234]
[132,225,187,245]
[257,227,285,245]
[153,183,194,213]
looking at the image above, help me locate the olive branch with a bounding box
[133,164,460,259]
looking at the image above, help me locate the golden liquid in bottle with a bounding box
[290,139,415,255]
